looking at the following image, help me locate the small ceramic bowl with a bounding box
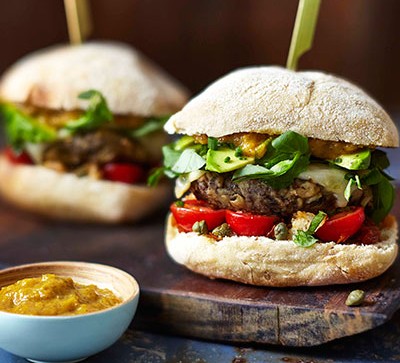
[0,261,139,363]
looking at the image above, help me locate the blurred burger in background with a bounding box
[155,66,399,287]
[0,42,188,222]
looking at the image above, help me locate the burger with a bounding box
[0,42,188,222]
[154,66,399,287]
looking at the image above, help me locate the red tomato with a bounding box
[225,210,279,237]
[351,220,381,245]
[170,200,226,233]
[315,207,365,243]
[4,147,33,165]
[103,163,144,184]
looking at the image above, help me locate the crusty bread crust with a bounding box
[0,42,189,117]
[165,66,399,147]
[0,155,170,223]
[165,214,398,287]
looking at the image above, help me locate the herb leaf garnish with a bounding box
[0,103,56,151]
[233,131,310,189]
[131,115,170,138]
[171,149,206,174]
[64,90,113,132]
[293,211,327,247]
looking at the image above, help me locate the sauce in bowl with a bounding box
[0,273,122,316]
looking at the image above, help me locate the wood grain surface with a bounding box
[0,190,399,347]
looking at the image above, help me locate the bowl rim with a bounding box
[0,260,140,319]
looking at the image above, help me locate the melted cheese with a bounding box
[298,164,349,207]
[175,170,206,198]
[25,143,46,163]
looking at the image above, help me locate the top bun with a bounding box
[0,42,189,117]
[165,66,398,147]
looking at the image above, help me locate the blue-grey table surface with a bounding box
[1,119,400,363]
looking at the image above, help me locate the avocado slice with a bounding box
[333,150,371,170]
[206,148,254,172]
[174,135,195,151]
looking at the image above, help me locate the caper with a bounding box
[345,290,365,306]
[212,223,233,238]
[274,222,288,240]
[192,220,208,235]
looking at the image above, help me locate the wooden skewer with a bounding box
[286,0,321,71]
[64,0,93,44]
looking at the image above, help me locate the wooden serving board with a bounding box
[0,191,399,347]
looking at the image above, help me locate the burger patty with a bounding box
[43,130,149,170]
[190,172,338,218]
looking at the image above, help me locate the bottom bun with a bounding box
[0,155,170,223]
[166,214,398,287]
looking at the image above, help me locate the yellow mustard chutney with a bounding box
[0,274,122,316]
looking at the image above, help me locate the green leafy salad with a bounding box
[1,90,168,153]
[151,130,394,228]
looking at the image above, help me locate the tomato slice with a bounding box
[351,220,381,245]
[315,207,365,243]
[226,210,279,237]
[170,200,226,233]
[4,147,33,165]
[103,163,144,184]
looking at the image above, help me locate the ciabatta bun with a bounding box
[0,155,170,223]
[165,214,398,287]
[0,42,189,116]
[165,66,398,147]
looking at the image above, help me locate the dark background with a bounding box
[1,0,400,112]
